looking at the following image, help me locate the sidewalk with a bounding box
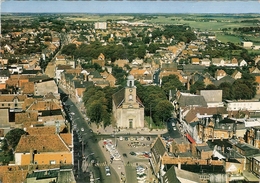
[90,123,167,136]
[98,140,126,182]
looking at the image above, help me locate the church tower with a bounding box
[122,75,138,108]
[112,75,144,129]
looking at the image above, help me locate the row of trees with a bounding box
[83,86,121,127]
[82,80,175,127]
[188,73,257,100]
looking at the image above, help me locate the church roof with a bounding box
[112,87,144,108]
[112,88,125,108]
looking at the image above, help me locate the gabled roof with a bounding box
[161,62,177,71]
[162,165,180,183]
[15,134,70,153]
[56,64,73,70]
[105,74,116,81]
[26,126,66,135]
[26,100,61,111]
[151,137,167,163]
[28,75,51,82]
[15,112,38,124]
[21,82,34,94]
[74,80,94,89]
[112,88,125,108]
[178,93,207,108]
[183,64,206,74]
[213,75,235,87]
[89,70,102,78]
[174,166,201,182]
[199,90,222,103]
[0,94,27,102]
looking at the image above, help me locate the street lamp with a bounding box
[85,152,94,160]
[90,177,100,183]
[114,127,117,147]
[82,153,94,173]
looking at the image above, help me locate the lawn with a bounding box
[215,33,242,44]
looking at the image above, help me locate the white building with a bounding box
[225,99,260,111]
[94,22,107,30]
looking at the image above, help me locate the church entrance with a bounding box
[129,119,133,128]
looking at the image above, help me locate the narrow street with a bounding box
[59,88,120,183]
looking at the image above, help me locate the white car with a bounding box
[70,112,75,115]
[119,136,123,141]
[81,127,84,132]
[105,166,111,176]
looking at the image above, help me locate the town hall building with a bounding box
[112,75,144,129]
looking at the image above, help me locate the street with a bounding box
[60,89,120,183]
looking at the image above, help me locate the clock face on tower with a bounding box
[129,89,133,92]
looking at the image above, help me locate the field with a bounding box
[215,33,242,44]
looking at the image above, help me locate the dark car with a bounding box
[129,151,136,156]
[167,117,175,123]
[123,153,127,157]
[146,136,150,141]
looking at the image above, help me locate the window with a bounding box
[50,160,56,165]
[129,94,133,101]
[1,104,4,106]
[129,119,133,128]
[8,103,10,106]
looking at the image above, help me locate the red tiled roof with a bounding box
[186,133,196,144]
[15,134,70,153]
[26,126,66,135]
[15,112,38,124]
[0,94,27,102]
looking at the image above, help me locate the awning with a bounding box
[186,133,196,144]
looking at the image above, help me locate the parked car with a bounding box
[105,166,111,176]
[130,151,136,156]
[81,127,84,132]
[123,153,127,157]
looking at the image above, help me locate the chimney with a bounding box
[178,162,181,169]
[30,149,34,164]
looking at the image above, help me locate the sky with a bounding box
[1,0,260,14]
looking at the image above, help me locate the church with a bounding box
[112,75,144,129]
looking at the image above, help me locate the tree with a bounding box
[87,101,107,124]
[2,128,28,152]
[61,43,77,56]
[218,82,233,100]
[161,74,185,96]
[190,81,205,94]
[147,43,160,53]
[206,84,217,90]
[153,100,174,125]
